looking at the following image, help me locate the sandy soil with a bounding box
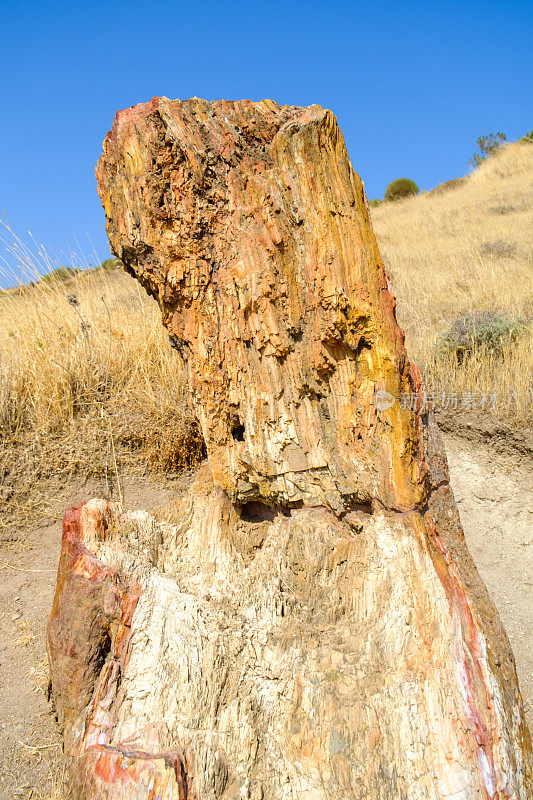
[444,432,532,728]
[0,436,531,798]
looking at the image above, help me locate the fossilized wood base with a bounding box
[48,466,531,799]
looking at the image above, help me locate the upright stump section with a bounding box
[47,98,531,799]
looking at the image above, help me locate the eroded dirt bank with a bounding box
[444,432,532,728]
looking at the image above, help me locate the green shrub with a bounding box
[40,266,81,284]
[436,312,524,364]
[100,257,123,271]
[428,178,465,196]
[469,132,506,167]
[479,239,517,258]
[368,198,382,207]
[518,130,533,144]
[384,178,419,202]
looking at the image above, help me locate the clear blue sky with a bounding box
[1,0,531,285]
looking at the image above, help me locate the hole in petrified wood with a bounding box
[349,499,373,515]
[240,501,277,523]
[342,499,373,534]
[239,500,304,523]
[289,327,303,342]
[231,423,245,441]
[355,337,372,357]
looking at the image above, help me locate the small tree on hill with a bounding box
[384,178,419,202]
[469,132,506,167]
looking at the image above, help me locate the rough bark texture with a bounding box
[47,98,531,799]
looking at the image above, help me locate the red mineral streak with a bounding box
[63,505,187,797]
[425,512,511,799]
[91,747,184,795]
[48,503,189,795]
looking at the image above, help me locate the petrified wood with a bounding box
[47,98,532,799]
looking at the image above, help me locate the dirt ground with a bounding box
[0,433,531,798]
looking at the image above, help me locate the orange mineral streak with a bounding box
[92,749,183,797]
[72,550,115,581]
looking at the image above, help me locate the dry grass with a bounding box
[0,256,204,527]
[1,143,531,527]
[36,763,67,800]
[371,142,533,425]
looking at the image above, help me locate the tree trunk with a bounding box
[48,98,531,799]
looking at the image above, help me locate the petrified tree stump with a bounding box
[47,98,531,799]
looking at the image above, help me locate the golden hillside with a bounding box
[371,142,532,424]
